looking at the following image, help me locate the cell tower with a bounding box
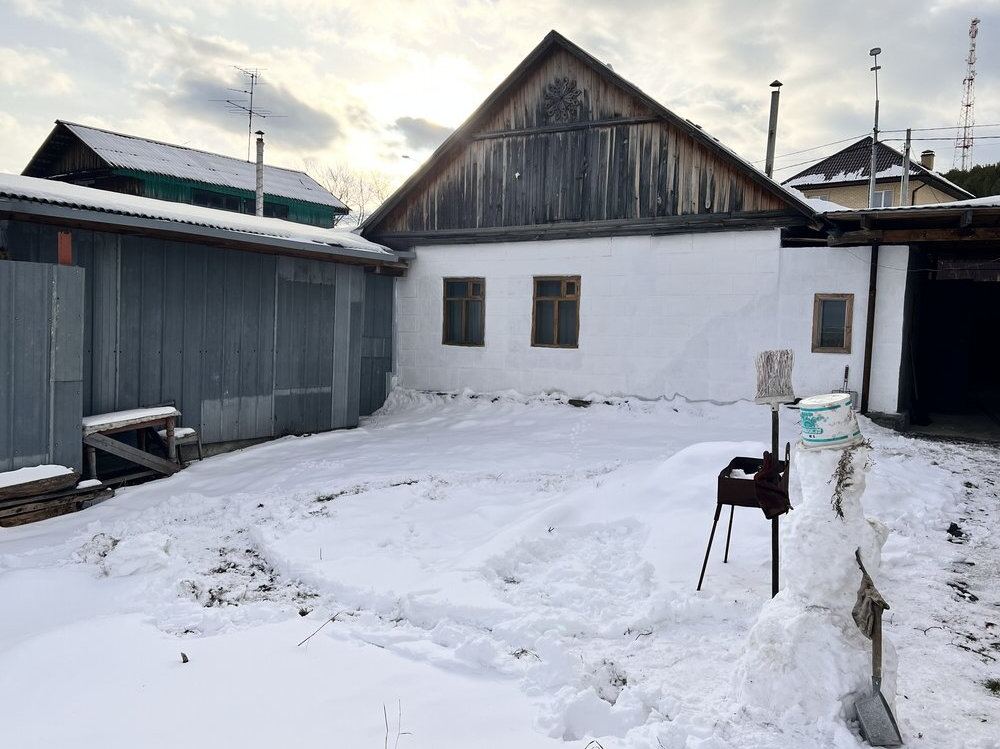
[953,18,980,171]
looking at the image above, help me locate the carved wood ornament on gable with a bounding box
[543,77,583,122]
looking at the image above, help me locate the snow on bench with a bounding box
[82,406,181,435]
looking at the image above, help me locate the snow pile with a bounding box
[732,440,893,745]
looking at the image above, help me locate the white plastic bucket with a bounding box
[798,392,863,450]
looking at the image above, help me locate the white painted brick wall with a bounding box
[394,230,906,409]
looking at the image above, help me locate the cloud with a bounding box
[156,71,343,152]
[393,117,453,151]
[0,47,72,94]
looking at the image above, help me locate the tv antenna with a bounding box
[225,66,280,160]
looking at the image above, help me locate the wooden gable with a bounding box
[364,31,814,247]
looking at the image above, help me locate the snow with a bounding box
[81,406,181,433]
[1,390,997,748]
[0,173,394,257]
[0,464,74,489]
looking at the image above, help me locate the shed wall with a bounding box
[0,260,85,472]
[6,220,388,444]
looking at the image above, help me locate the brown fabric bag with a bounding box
[754,450,791,519]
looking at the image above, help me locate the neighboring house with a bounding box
[0,174,400,474]
[782,137,973,209]
[23,120,348,227]
[362,30,911,417]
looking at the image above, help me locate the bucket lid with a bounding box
[799,392,852,411]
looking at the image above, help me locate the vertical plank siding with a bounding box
[377,48,787,235]
[0,261,84,472]
[5,220,390,450]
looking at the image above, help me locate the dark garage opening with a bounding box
[909,251,1000,439]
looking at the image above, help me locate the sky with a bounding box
[2,0,999,193]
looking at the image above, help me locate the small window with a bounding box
[443,278,485,346]
[812,294,854,353]
[532,276,580,348]
[872,189,893,208]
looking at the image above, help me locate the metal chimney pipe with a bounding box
[255,130,265,217]
[764,80,782,179]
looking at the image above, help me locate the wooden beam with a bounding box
[471,116,663,141]
[83,433,181,475]
[829,227,1000,246]
[371,211,809,249]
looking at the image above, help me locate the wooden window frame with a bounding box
[442,277,485,346]
[531,275,581,348]
[812,293,854,353]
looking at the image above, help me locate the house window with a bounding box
[872,189,893,208]
[812,294,854,353]
[443,278,485,346]
[532,276,580,348]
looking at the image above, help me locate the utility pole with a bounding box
[953,18,980,171]
[900,128,912,206]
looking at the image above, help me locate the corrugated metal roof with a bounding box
[782,137,973,199]
[59,121,347,210]
[0,173,394,261]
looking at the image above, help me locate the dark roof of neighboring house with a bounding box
[23,121,348,212]
[363,30,816,236]
[782,137,973,199]
[0,173,395,264]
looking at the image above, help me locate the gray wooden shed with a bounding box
[1,174,401,474]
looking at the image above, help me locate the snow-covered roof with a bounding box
[26,121,347,212]
[782,137,972,200]
[823,192,1000,215]
[0,173,395,261]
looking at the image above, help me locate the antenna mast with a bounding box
[226,66,271,161]
[953,18,980,171]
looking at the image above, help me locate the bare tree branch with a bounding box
[305,159,395,228]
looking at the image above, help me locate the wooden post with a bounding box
[166,417,176,461]
[57,231,72,265]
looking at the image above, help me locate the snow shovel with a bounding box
[856,603,903,746]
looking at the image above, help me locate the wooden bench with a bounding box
[82,406,182,480]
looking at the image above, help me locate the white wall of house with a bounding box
[394,230,908,411]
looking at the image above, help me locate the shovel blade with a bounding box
[856,692,903,747]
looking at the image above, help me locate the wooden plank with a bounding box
[83,433,181,475]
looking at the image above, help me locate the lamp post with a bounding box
[868,47,882,208]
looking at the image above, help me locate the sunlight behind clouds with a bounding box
[1,0,998,177]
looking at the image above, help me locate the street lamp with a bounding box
[868,47,882,208]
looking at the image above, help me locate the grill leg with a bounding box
[697,503,723,591]
[723,505,736,563]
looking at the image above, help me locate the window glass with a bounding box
[536,280,562,297]
[819,299,847,348]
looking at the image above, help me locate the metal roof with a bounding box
[782,137,973,199]
[0,173,395,263]
[31,121,347,211]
